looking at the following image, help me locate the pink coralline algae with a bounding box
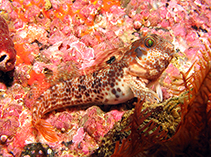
[0,117,19,138]
[0,100,22,136]
[42,35,95,69]
[82,106,123,142]
[34,106,125,156]
[0,16,16,72]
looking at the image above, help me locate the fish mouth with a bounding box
[135,53,152,71]
[134,46,151,70]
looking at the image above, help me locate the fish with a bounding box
[32,33,175,142]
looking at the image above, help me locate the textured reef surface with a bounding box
[0,0,211,156]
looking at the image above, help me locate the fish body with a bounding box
[32,34,174,142]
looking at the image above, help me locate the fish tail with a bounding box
[33,118,59,143]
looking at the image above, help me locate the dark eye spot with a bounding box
[144,37,154,48]
[135,47,143,58]
[106,56,116,64]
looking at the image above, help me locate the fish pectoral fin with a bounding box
[34,119,59,143]
[146,80,163,102]
[127,76,161,103]
[155,82,163,102]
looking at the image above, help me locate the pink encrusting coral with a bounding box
[0,16,16,72]
[0,0,211,156]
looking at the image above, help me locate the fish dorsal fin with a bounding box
[81,46,131,75]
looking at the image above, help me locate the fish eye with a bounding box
[135,47,143,58]
[144,37,155,48]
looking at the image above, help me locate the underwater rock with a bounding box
[21,143,54,157]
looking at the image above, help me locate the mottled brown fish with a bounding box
[32,34,174,142]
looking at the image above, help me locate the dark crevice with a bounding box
[0,55,7,62]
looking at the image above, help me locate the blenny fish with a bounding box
[32,34,174,142]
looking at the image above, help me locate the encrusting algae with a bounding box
[32,33,174,142]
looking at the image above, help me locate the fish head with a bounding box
[126,33,174,80]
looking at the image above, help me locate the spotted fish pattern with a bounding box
[32,34,175,142]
